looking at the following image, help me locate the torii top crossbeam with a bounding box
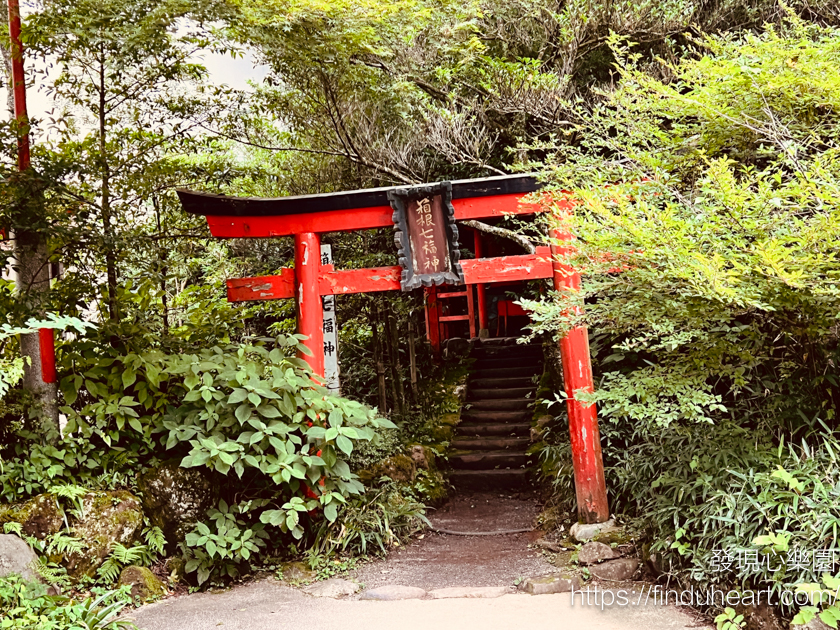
[177,173,610,524]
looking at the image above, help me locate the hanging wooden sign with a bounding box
[388,182,465,291]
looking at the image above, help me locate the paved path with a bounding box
[128,492,711,630]
[128,579,711,630]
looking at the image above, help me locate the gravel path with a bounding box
[347,491,557,591]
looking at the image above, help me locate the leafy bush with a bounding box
[0,575,133,629]
[311,479,429,556]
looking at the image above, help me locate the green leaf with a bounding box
[324,502,338,522]
[235,404,252,424]
[336,435,353,455]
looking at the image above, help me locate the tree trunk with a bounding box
[371,307,387,413]
[386,310,405,415]
[98,51,118,322]
[153,195,169,334]
[4,3,59,439]
[16,230,59,437]
[407,317,419,399]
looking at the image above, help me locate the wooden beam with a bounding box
[319,265,402,296]
[227,269,295,301]
[225,249,554,302]
[205,194,545,239]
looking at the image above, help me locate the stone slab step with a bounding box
[462,409,531,423]
[449,469,530,489]
[474,365,542,379]
[474,356,543,369]
[468,398,532,411]
[449,450,533,470]
[470,376,536,389]
[451,436,531,451]
[457,422,531,437]
[468,387,535,400]
[473,345,542,358]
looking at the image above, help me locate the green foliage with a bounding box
[97,526,165,584]
[0,575,134,630]
[715,608,746,630]
[311,479,429,557]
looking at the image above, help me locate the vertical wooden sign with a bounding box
[388,182,464,291]
[320,244,340,393]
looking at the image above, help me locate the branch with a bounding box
[460,220,536,254]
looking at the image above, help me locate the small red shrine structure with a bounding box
[177,174,609,523]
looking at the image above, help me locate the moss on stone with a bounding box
[118,565,167,602]
[0,494,63,539]
[65,491,143,579]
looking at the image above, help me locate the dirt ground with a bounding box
[348,491,560,591]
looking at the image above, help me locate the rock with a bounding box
[444,338,471,359]
[518,575,581,595]
[164,556,187,581]
[0,494,64,540]
[577,541,621,565]
[65,491,144,579]
[0,533,40,582]
[409,445,434,471]
[793,615,834,630]
[454,384,468,402]
[278,562,316,583]
[534,539,563,553]
[535,415,553,430]
[359,585,427,601]
[137,461,215,551]
[589,558,639,581]
[570,518,620,543]
[736,603,785,630]
[428,586,508,599]
[118,565,167,602]
[303,578,359,598]
[374,454,416,483]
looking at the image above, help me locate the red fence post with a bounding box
[550,220,609,524]
[294,232,325,377]
[473,232,489,336]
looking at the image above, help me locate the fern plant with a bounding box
[97,527,166,584]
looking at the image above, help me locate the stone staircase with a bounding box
[448,339,542,490]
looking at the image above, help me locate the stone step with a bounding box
[461,409,531,423]
[457,422,531,437]
[473,355,543,369]
[451,436,531,451]
[473,365,542,379]
[468,398,532,411]
[477,337,529,346]
[473,344,542,359]
[449,450,533,470]
[449,468,530,490]
[469,375,536,389]
[467,387,535,400]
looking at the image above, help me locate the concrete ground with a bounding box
[127,579,711,630]
[128,492,711,630]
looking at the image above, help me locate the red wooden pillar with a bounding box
[550,221,609,524]
[473,232,489,336]
[294,232,324,377]
[8,0,55,384]
[425,285,441,356]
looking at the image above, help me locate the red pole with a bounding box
[473,232,489,335]
[550,219,609,524]
[294,232,325,377]
[424,285,441,356]
[8,0,56,384]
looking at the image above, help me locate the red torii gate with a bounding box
[177,174,609,523]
